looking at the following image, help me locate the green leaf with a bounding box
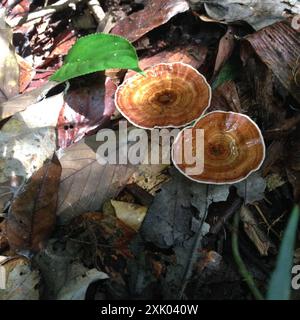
[267,205,299,300]
[50,33,142,82]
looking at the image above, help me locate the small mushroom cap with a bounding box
[172,111,266,184]
[115,62,211,129]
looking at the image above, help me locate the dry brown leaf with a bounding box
[16,54,35,94]
[111,0,189,42]
[125,44,208,80]
[6,155,62,252]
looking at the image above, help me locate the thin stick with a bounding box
[177,185,209,299]
[232,211,264,300]
[87,0,105,24]
[253,203,280,239]
[210,196,243,234]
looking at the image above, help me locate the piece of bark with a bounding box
[245,20,300,104]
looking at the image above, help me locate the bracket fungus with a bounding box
[115,62,211,129]
[172,111,266,184]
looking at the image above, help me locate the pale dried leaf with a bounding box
[213,26,235,77]
[0,257,40,300]
[0,93,64,212]
[57,134,137,224]
[56,263,108,300]
[111,200,147,231]
[0,81,58,120]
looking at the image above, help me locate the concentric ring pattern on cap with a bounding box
[115,62,211,129]
[172,111,266,184]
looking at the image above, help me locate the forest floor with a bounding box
[0,0,300,300]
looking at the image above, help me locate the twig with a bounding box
[177,185,210,299]
[253,203,280,239]
[87,0,105,24]
[232,211,264,300]
[210,196,243,234]
[10,0,86,27]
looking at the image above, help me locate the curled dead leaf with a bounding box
[213,26,235,78]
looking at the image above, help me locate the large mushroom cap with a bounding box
[115,62,211,129]
[172,111,266,184]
